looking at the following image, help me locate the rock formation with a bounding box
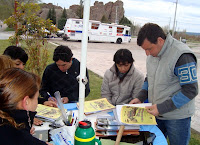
[90,0,124,23]
[38,0,124,23]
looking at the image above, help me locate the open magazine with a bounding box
[77,98,115,114]
[36,104,64,122]
[116,103,157,125]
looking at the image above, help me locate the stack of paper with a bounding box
[100,139,134,145]
[95,113,140,137]
[96,116,140,131]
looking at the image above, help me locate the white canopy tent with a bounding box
[78,0,91,121]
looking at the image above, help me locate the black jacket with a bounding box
[0,110,46,145]
[39,58,90,103]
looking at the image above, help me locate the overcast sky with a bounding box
[41,0,200,33]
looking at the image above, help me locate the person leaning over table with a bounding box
[39,45,90,104]
[130,23,198,145]
[101,48,144,106]
[0,68,52,145]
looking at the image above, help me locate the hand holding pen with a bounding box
[47,92,57,103]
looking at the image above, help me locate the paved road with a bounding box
[0,31,14,40]
[49,38,200,133]
[0,24,15,40]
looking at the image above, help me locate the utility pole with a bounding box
[80,0,83,19]
[14,0,19,46]
[115,6,118,24]
[172,0,178,37]
[168,17,171,32]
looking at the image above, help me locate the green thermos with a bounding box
[74,120,101,145]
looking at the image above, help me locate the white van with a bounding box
[63,18,131,44]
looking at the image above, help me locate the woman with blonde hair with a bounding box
[0,68,52,145]
[0,55,15,72]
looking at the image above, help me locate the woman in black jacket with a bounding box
[0,68,52,145]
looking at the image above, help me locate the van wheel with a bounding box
[116,38,122,44]
[63,37,67,41]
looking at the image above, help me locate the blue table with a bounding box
[140,125,167,145]
[63,103,168,145]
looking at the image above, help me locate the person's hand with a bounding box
[46,142,53,145]
[30,126,35,135]
[48,97,57,103]
[62,97,69,104]
[33,118,43,126]
[129,98,141,104]
[145,104,159,116]
[44,101,58,108]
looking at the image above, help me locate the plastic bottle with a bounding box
[74,120,101,145]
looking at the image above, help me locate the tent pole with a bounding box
[78,0,91,121]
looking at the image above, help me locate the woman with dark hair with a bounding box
[0,68,52,145]
[101,49,144,105]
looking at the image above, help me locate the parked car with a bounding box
[42,28,58,38]
[56,30,64,37]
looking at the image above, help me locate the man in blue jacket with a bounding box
[130,23,198,145]
[40,45,90,104]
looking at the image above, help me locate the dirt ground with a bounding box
[49,37,200,132]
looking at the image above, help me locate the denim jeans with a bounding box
[156,117,191,145]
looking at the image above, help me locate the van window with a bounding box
[125,30,129,35]
[117,27,124,33]
[91,23,99,29]
[75,21,80,24]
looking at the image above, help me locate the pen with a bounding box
[73,117,78,126]
[71,112,75,125]
[47,92,55,102]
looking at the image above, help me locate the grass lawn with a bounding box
[86,70,102,101]
[0,39,11,54]
[0,39,200,145]
[4,27,15,31]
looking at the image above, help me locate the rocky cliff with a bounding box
[38,0,124,23]
[91,0,124,23]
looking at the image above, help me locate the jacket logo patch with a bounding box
[178,64,197,85]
